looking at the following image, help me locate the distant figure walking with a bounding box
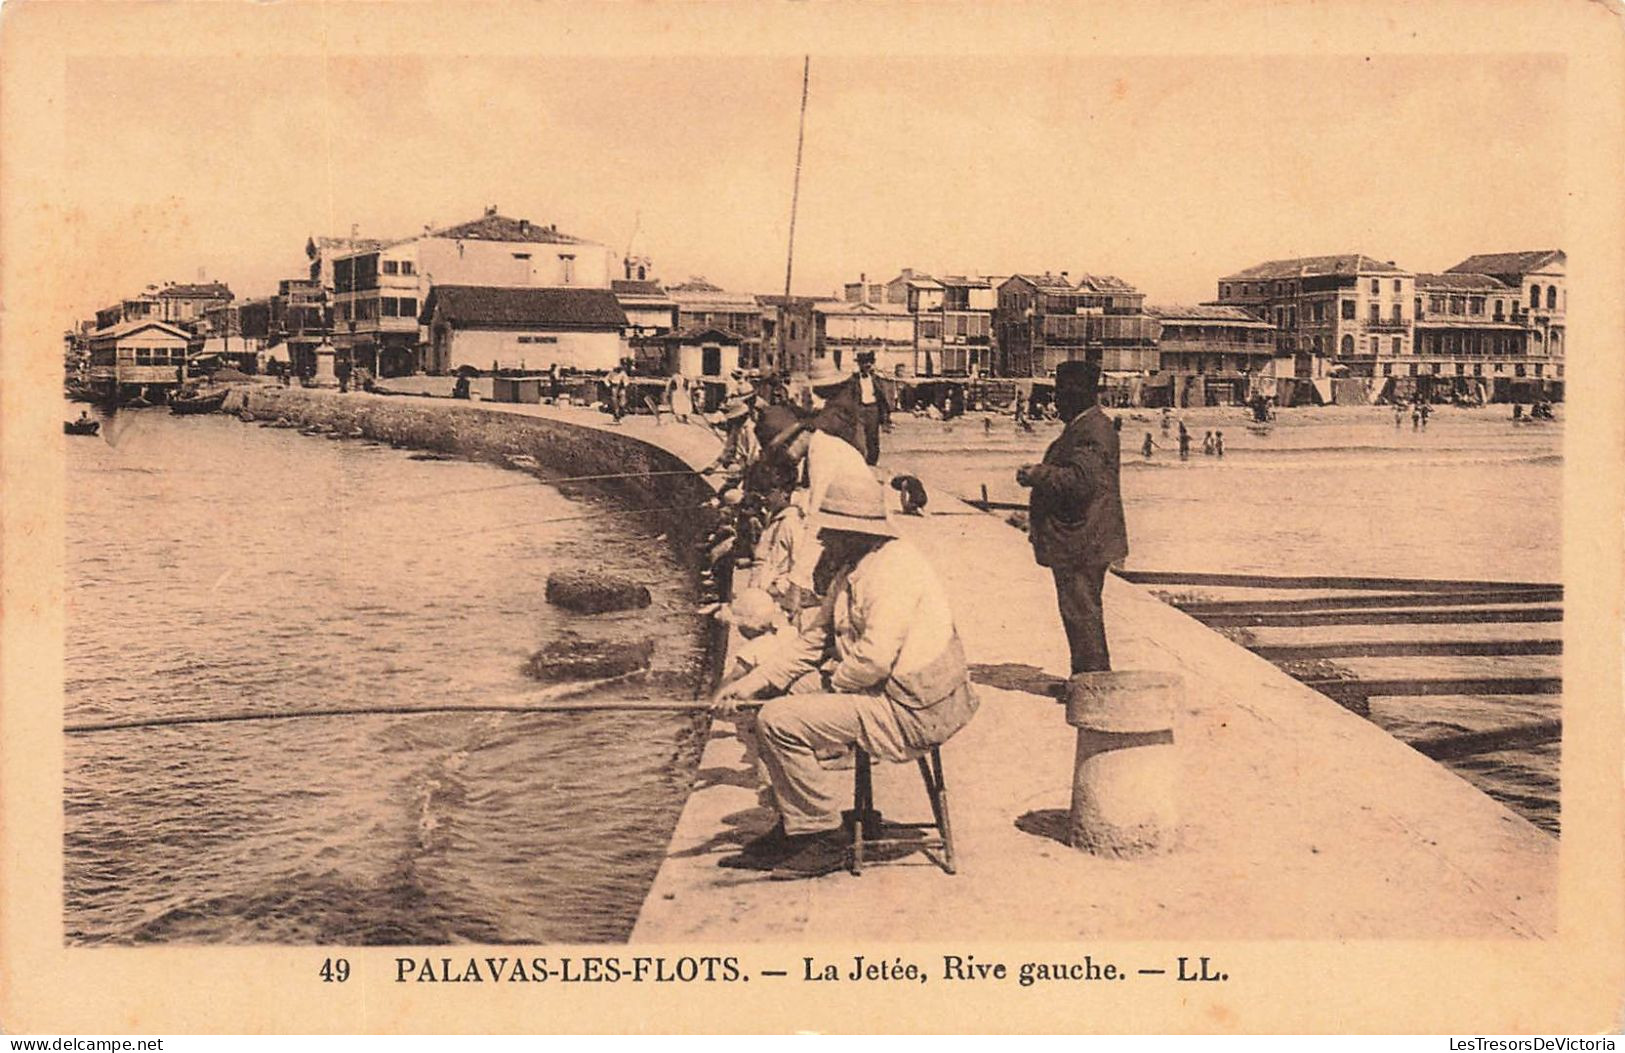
[548,363,562,404]
[1177,420,1191,460]
[1202,430,1216,456]
[1512,402,1524,422]
[1160,407,1172,434]
[668,372,693,424]
[1017,360,1128,675]
[1411,402,1422,430]
[834,351,892,466]
[1394,401,1405,427]
[1420,401,1431,429]
[1141,432,1155,459]
[607,362,630,423]
[1214,431,1225,457]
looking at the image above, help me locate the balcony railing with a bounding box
[1364,317,1409,331]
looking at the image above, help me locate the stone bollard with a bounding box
[1064,670,1182,858]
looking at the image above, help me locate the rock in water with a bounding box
[545,570,652,614]
[524,637,655,682]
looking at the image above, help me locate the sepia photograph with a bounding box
[2,0,1622,1036]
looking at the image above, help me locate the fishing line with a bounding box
[365,469,703,509]
[435,500,713,540]
[64,671,746,735]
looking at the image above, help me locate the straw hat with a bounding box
[808,357,842,384]
[817,473,898,538]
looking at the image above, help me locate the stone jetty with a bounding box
[242,385,1557,941]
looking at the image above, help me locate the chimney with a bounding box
[519,218,531,236]
[1060,271,1069,281]
[485,204,498,217]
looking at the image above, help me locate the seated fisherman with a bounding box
[711,473,979,880]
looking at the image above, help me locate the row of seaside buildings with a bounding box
[69,205,1567,405]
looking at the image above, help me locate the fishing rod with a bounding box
[366,469,703,508]
[65,672,755,735]
[435,500,713,540]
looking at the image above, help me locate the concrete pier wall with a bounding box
[241,388,718,551]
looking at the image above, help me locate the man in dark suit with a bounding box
[1016,359,1129,674]
[832,350,893,466]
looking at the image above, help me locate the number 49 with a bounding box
[320,958,350,983]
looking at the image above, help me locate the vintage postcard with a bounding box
[2,0,1622,1036]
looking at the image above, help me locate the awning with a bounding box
[260,341,290,362]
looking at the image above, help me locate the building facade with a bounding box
[1215,255,1414,382]
[812,300,917,376]
[1445,250,1565,388]
[757,295,819,377]
[155,282,234,326]
[994,272,1157,378]
[419,285,627,374]
[1148,305,1276,407]
[332,209,617,377]
[667,279,765,371]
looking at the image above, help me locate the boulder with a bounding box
[545,570,652,614]
[524,636,655,683]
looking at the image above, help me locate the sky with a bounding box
[59,50,1565,321]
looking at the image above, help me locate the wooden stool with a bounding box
[849,746,956,875]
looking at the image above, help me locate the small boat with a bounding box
[64,418,100,436]
[169,389,230,415]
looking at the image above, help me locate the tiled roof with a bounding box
[1008,273,1077,290]
[611,279,669,297]
[1149,304,1273,325]
[1220,255,1407,282]
[429,213,590,245]
[158,282,233,299]
[89,319,193,340]
[1415,272,1511,292]
[667,325,744,343]
[1445,250,1564,276]
[420,285,627,328]
[1074,273,1139,293]
[936,275,993,289]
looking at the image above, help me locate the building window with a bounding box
[1431,362,1442,375]
[1473,363,1483,376]
[561,255,576,284]
[1391,337,1402,356]
[382,260,399,275]
[1340,334,1354,355]
[513,253,531,260]
[1382,362,1392,376]
[1368,303,1380,322]
[1312,302,1324,322]
[1370,278,1380,295]
[1534,363,1544,376]
[1221,284,1231,298]
[1494,299,1504,318]
[1529,284,1539,307]
[1469,297,1484,315]
[398,297,416,318]
[1392,304,1402,323]
[401,261,415,276]
[1409,362,1418,376]
[1546,285,1557,309]
[1393,279,1402,294]
[1341,300,1355,320]
[1414,297,1423,317]
[1448,297,1464,315]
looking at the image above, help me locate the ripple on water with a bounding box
[66,411,710,944]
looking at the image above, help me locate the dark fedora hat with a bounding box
[1055,359,1101,391]
[755,404,806,448]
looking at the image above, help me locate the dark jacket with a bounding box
[833,373,893,423]
[1027,405,1129,569]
